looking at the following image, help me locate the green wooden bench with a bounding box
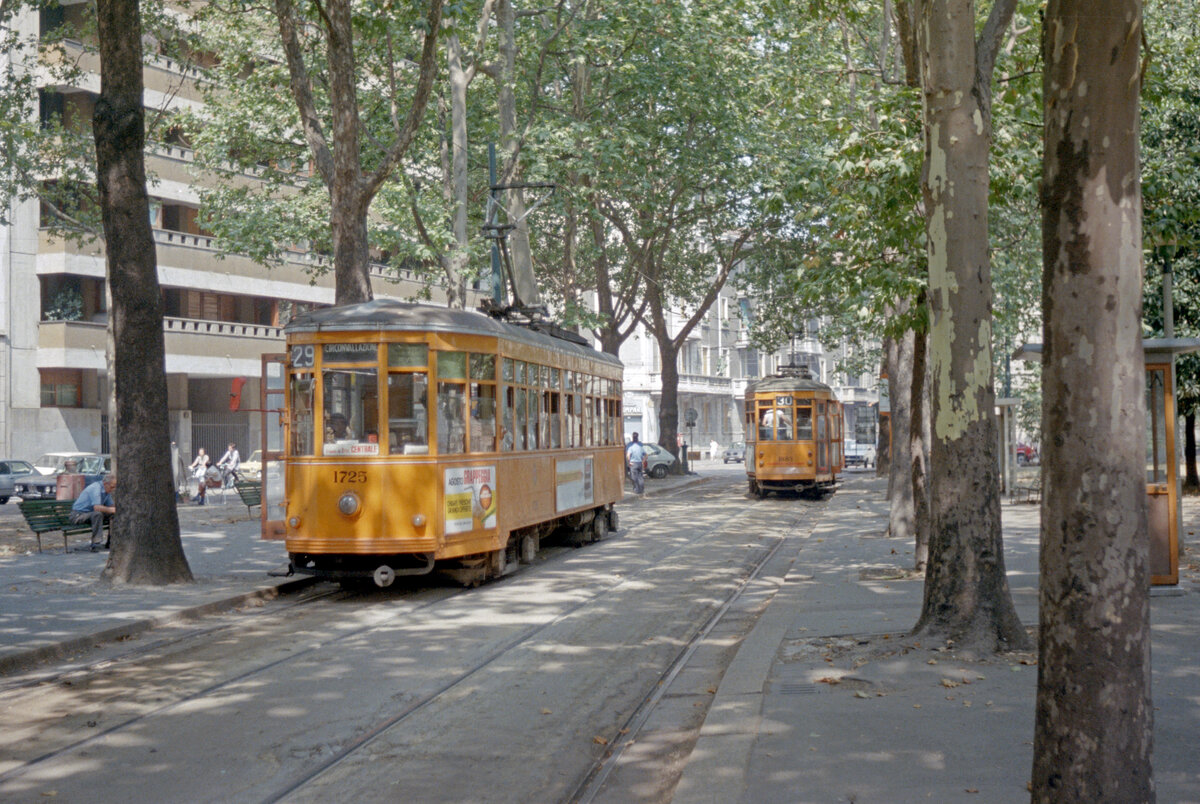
[1012,474,1042,504]
[17,499,100,553]
[234,480,262,515]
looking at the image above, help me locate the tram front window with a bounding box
[323,368,378,454]
[796,406,813,440]
[387,372,428,454]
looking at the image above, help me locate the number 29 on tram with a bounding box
[271,299,625,587]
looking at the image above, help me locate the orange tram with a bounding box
[744,370,843,498]
[273,299,624,587]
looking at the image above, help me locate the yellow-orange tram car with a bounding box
[274,299,624,586]
[744,370,843,498]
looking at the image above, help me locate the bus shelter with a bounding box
[1014,338,1200,586]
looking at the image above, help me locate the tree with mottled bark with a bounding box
[910,0,1028,651]
[93,0,192,584]
[1032,0,1153,798]
[271,0,443,305]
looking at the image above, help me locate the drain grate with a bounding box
[777,682,820,695]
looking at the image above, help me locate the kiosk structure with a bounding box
[1014,338,1200,586]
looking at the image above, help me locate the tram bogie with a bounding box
[744,371,844,498]
[268,299,625,587]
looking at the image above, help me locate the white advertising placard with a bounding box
[555,457,594,512]
[444,466,497,534]
[322,441,380,457]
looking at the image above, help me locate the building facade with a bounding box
[1,6,480,464]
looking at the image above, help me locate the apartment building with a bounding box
[0,3,478,463]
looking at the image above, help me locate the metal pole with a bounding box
[488,143,503,305]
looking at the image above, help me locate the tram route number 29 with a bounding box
[291,344,316,368]
[333,470,366,483]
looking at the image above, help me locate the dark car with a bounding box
[15,454,110,500]
[0,459,37,504]
[14,471,59,500]
[722,442,746,463]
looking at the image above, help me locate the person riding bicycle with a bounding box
[217,442,241,488]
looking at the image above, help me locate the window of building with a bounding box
[39,369,81,407]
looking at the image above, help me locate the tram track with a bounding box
[0,475,825,802]
[0,586,348,698]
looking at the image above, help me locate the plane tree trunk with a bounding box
[93,0,192,584]
[1032,0,1153,797]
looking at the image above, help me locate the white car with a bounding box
[240,450,263,481]
[33,451,97,476]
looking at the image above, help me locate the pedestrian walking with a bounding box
[626,432,648,496]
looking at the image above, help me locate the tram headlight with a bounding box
[412,513,426,528]
[288,516,300,528]
[337,491,361,516]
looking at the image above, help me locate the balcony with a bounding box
[37,317,284,376]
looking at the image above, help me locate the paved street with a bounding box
[0,463,1197,803]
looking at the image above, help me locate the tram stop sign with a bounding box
[684,407,698,427]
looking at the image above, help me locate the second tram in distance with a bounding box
[276,299,624,587]
[744,370,843,497]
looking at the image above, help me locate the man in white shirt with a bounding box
[217,442,241,487]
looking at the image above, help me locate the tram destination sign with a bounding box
[323,342,378,364]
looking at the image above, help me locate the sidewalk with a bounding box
[0,467,708,676]
[674,474,1200,803]
[0,495,309,674]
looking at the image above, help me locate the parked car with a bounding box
[32,451,97,476]
[722,442,746,463]
[77,454,112,484]
[643,443,678,479]
[1016,444,1040,466]
[240,450,263,481]
[0,459,37,504]
[844,441,877,469]
[14,471,60,500]
[18,452,108,499]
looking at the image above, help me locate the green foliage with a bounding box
[1142,1,1200,414]
[43,286,83,321]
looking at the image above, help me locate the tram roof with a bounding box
[285,299,622,368]
[746,374,836,396]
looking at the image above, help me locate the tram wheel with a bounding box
[491,545,507,577]
[592,512,609,542]
[519,534,538,564]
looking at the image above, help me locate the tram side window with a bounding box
[437,352,468,455]
[290,373,315,456]
[796,405,813,440]
[501,386,515,452]
[470,354,496,454]
[388,372,428,454]
[546,389,561,448]
[323,368,378,452]
[528,369,541,449]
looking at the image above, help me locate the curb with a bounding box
[0,574,318,676]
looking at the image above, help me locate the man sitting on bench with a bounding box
[70,473,116,552]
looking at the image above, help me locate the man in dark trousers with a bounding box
[626,432,647,496]
[70,473,116,551]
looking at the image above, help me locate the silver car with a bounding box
[722,442,746,463]
[0,459,37,504]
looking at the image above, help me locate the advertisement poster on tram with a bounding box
[555,457,594,512]
[444,466,497,533]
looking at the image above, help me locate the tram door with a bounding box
[260,354,287,540]
[815,400,829,474]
